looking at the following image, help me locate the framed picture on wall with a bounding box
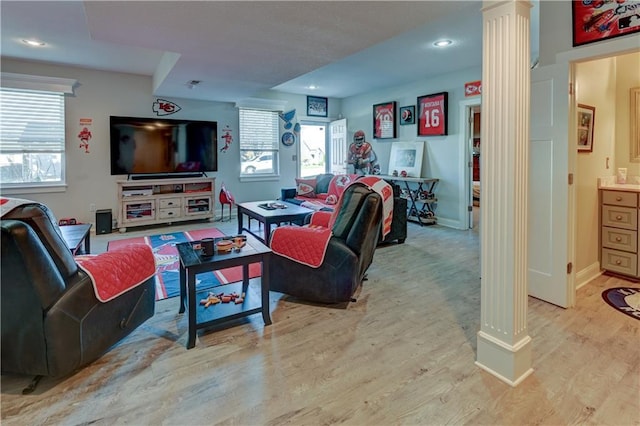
[307,96,328,117]
[572,1,640,47]
[388,142,424,177]
[373,101,397,139]
[417,92,448,136]
[399,105,415,125]
[577,104,595,152]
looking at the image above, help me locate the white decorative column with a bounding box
[476,0,533,386]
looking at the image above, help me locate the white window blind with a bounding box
[239,108,279,177]
[1,88,65,152]
[0,87,66,186]
[239,108,279,151]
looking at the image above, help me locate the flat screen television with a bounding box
[110,116,218,176]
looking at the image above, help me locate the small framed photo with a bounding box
[373,101,397,139]
[417,92,448,136]
[307,96,328,117]
[577,104,595,152]
[399,105,415,125]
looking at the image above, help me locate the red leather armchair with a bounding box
[1,201,156,389]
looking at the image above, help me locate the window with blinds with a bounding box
[0,87,66,186]
[239,108,279,177]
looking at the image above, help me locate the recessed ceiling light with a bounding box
[308,85,318,90]
[433,39,453,47]
[22,39,46,47]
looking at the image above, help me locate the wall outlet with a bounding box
[89,203,96,212]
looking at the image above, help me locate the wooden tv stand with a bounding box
[116,177,215,232]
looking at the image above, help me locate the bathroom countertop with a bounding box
[598,176,640,193]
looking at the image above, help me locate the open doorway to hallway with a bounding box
[462,99,482,230]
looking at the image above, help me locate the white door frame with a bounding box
[459,97,482,229]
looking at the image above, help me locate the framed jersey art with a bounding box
[417,92,448,137]
[572,0,640,47]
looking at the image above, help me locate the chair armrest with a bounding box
[270,225,333,268]
[75,244,155,302]
[309,211,332,228]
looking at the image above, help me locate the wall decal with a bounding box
[152,98,181,116]
[77,118,93,154]
[279,109,298,148]
[220,125,234,153]
[465,81,482,97]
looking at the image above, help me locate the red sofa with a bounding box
[282,173,359,211]
[281,173,407,244]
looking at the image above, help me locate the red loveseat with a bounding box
[281,173,407,244]
[282,173,359,211]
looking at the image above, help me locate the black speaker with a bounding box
[95,209,112,234]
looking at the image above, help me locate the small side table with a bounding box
[176,234,272,349]
[60,223,92,254]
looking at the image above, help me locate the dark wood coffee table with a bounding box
[60,223,92,254]
[176,234,271,349]
[237,201,313,245]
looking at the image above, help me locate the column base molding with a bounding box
[475,331,534,387]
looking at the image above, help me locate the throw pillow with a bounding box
[327,174,358,199]
[295,178,317,198]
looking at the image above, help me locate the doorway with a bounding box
[461,98,482,230]
[299,123,326,177]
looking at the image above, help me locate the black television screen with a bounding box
[110,116,218,175]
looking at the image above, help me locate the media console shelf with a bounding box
[117,177,215,232]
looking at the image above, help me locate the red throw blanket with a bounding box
[76,244,156,302]
[270,226,332,268]
[329,177,394,238]
[270,177,392,268]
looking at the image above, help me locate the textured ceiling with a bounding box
[0,1,540,103]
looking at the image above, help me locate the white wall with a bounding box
[575,57,616,274]
[341,66,481,228]
[0,60,336,227]
[615,52,640,174]
[1,60,245,225]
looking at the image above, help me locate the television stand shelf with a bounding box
[117,177,215,232]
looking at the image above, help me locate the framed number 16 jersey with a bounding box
[417,92,448,136]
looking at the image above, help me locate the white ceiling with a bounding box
[0,1,539,103]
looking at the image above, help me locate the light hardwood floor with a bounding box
[2,218,639,425]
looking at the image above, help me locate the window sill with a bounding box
[1,183,67,195]
[239,174,280,183]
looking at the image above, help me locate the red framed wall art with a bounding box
[572,0,640,47]
[373,101,397,139]
[417,92,448,137]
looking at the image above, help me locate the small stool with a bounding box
[219,183,234,221]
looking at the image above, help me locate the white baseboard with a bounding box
[575,261,602,290]
[435,217,465,229]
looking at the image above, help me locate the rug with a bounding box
[107,228,261,301]
[601,287,640,321]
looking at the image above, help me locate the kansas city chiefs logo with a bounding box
[153,99,181,116]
